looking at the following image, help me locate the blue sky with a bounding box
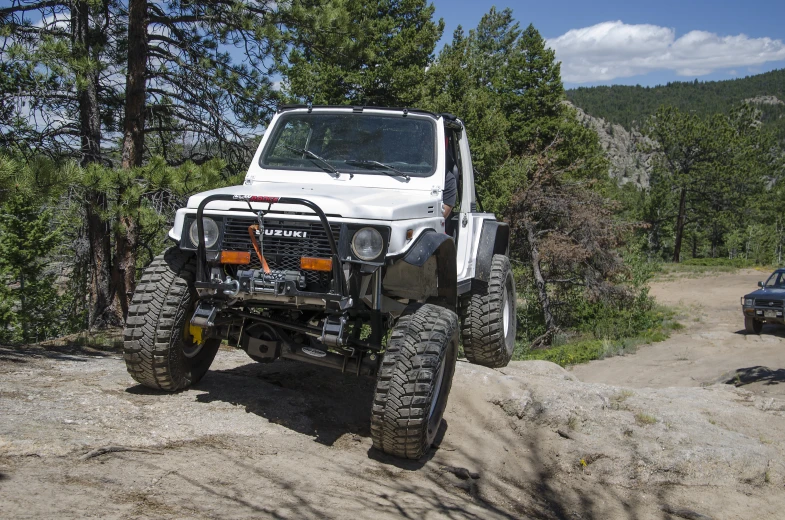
[431,0,785,88]
[4,0,783,90]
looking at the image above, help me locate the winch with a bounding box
[233,268,307,295]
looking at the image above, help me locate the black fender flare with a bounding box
[403,231,452,267]
[474,220,510,284]
[401,231,457,311]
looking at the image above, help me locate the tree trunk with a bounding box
[73,2,121,327]
[86,191,117,327]
[114,0,148,318]
[121,0,147,169]
[112,215,139,319]
[73,1,101,165]
[672,187,687,263]
[525,221,556,340]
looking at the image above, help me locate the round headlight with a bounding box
[351,227,384,261]
[189,217,220,249]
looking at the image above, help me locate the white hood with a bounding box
[185,182,441,221]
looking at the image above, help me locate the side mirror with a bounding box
[758,281,764,287]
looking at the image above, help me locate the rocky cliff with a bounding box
[571,102,655,188]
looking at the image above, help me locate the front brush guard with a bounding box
[193,194,347,298]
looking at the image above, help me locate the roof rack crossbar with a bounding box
[276,104,439,118]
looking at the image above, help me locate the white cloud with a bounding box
[34,11,70,30]
[548,21,785,83]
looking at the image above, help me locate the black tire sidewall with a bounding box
[426,327,458,445]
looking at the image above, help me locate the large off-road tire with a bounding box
[123,248,220,391]
[460,254,516,368]
[745,316,763,334]
[371,304,459,459]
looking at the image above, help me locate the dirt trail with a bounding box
[1,269,784,519]
[573,268,785,395]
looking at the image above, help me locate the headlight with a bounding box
[351,227,383,261]
[744,298,754,306]
[189,217,220,249]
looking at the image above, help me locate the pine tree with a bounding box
[422,8,613,343]
[2,1,286,324]
[503,24,565,155]
[0,193,64,344]
[643,104,777,262]
[283,0,444,106]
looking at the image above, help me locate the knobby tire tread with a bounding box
[122,248,214,391]
[370,304,458,459]
[460,254,515,368]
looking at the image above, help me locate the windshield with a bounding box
[260,113,436,176]
[764,272,785,287]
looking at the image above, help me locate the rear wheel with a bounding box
[123,248,220,391]
[460,254,516,368]
[371,304,459,459]
[745,316,763,334]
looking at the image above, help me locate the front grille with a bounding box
[222,217,340,290]
[754,299,783,308]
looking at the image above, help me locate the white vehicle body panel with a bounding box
[168,107,499,284]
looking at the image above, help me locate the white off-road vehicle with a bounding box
[123,106,516,459]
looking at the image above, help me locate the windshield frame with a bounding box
[764,271,785,287]
[258,111,438,178]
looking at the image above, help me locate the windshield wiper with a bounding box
[283,145,343,178]
[344,160,410,181]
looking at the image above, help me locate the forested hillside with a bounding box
[567,69,785,142]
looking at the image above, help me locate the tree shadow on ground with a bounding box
[117,358,718,519]
[0,341,121,364]
[114,447,516,520]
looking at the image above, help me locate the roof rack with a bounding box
[276,104,439,118]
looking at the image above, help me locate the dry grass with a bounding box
[634,412,657,426]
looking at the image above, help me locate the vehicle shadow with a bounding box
[125,357,453,466]
[723,365,785,387]
[190,359,377,447]
[733,323,785,336]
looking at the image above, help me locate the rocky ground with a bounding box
[1,269,784,519]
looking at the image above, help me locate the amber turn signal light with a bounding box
[300,257,333,271]
[220,251,251,264]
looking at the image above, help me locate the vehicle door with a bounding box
[453,126,498,284]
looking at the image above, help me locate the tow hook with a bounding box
[222,278,240,297]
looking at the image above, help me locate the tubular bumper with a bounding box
[194,194,346,298]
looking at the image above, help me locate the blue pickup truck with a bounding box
[741,268,785,333]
